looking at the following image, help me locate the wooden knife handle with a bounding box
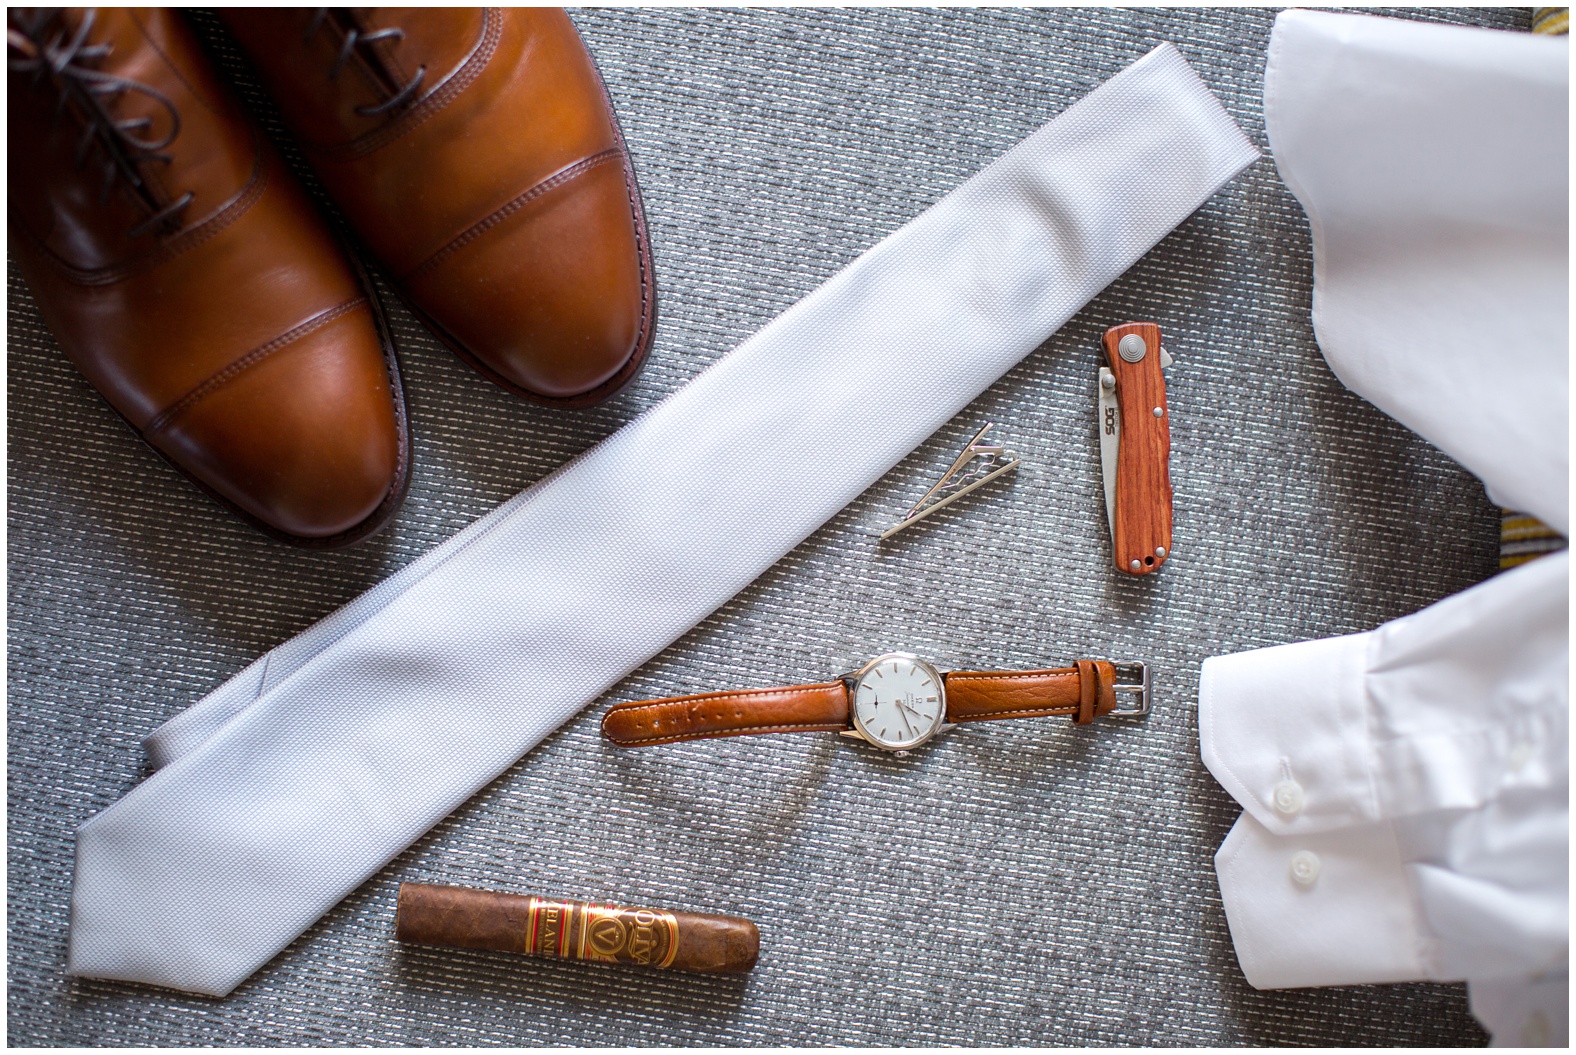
[1102,322,1172,576]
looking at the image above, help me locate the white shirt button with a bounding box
[1273,779,1305,816]
[1289,850,1321,887]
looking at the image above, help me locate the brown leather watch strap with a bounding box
[601,682,849,747]
[944,660,1117,726]
[603,659,1126,747]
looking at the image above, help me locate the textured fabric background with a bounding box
[8,7,1520,1046]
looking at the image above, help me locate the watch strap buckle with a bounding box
[1106,661,1151,717]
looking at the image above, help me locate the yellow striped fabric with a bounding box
[1501,510,1567,569]
[1533,7,1568,35]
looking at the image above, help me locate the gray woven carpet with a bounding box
[9,7,1522,1046]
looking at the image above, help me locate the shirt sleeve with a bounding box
[1200,550,1568,992]
[1215,9,1570,1043]
[1262,8,1569,534]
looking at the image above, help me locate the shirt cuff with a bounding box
[1200,631,1378,835]
[1215,809,1433,988]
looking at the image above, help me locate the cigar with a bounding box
[395,882,759,974]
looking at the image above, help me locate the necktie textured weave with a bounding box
[68,42,1256,996]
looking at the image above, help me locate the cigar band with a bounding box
[522,897,678,969]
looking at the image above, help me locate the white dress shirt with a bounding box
[1200,10,1569,1047]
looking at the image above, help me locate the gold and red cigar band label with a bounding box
[522,896,679,969]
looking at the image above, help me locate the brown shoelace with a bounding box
[8,8,195,239]
[303,8,426,117]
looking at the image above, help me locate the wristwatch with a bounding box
[602,653,1150,753]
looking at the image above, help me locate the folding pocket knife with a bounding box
[1097,322,1173,576]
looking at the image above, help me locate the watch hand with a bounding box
[895,703,915,737]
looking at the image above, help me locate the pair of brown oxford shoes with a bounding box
[8,8,656,546]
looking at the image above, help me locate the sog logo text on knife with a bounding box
[1097,322,1173,576]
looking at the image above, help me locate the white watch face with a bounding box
[850,653,946,751]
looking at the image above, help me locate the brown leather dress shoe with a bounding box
[222,8,656,407]
[8,8,411,546]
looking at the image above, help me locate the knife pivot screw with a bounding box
[1152,406,1164,417]
[1118,334,1148,363]
[1129,559,1143,572]
[1155,546,1167,558]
